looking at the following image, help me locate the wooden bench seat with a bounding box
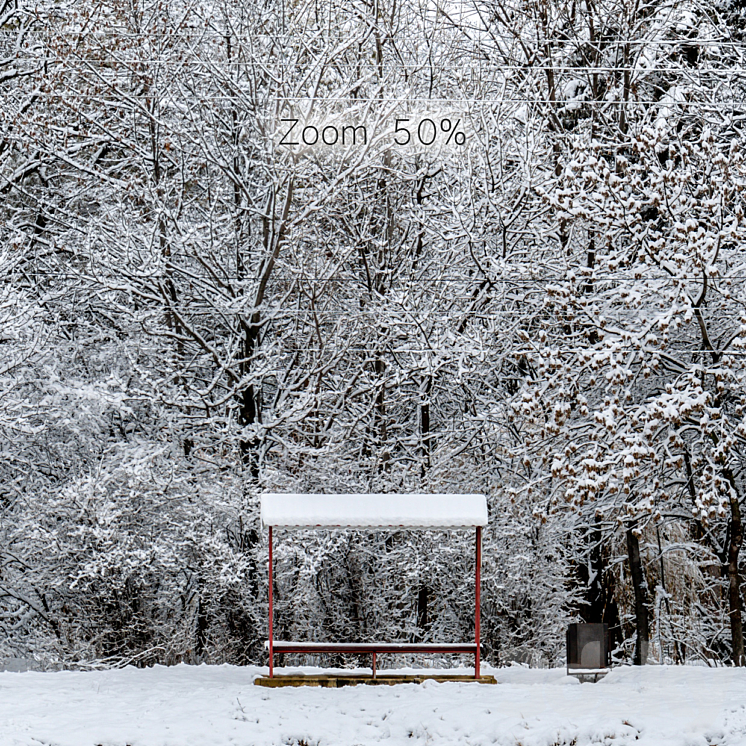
[267,640,479,678]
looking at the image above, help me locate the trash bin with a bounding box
[566,623,609,670]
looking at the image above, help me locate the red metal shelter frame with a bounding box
[266,523,483,680]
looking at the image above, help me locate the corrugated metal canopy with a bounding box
[260,493,488,529]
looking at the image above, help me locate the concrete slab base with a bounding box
[254,673,497,687]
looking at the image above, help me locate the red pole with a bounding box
[269,525,274,678]
[475,526,482,679]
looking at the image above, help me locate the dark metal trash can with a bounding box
[566,623,609,670]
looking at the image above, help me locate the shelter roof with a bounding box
[260,493,488,529]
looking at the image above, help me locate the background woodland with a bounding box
[2,0,746,669]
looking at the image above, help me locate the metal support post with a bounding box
[475,526,482,679]
[269,526,274,678]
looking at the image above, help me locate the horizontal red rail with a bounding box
[269,641,478,654]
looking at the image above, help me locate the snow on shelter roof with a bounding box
[260,493,488,529]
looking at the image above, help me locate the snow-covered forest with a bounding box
[1,0,746,671]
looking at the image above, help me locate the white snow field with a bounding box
[1,663,745,746]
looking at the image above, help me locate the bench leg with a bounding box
[372,651,376,679]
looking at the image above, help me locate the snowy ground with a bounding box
[1,663,745,746]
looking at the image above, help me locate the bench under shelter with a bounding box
[260,492,489,683]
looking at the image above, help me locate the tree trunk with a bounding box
[577,524,622,653]
[626,523,650,665]
[238,380,261,480]
[727,488,745,666]
[416,586,430,641]
[419,376,432,477]
[374,357,389,471]
[195,596,208,659]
